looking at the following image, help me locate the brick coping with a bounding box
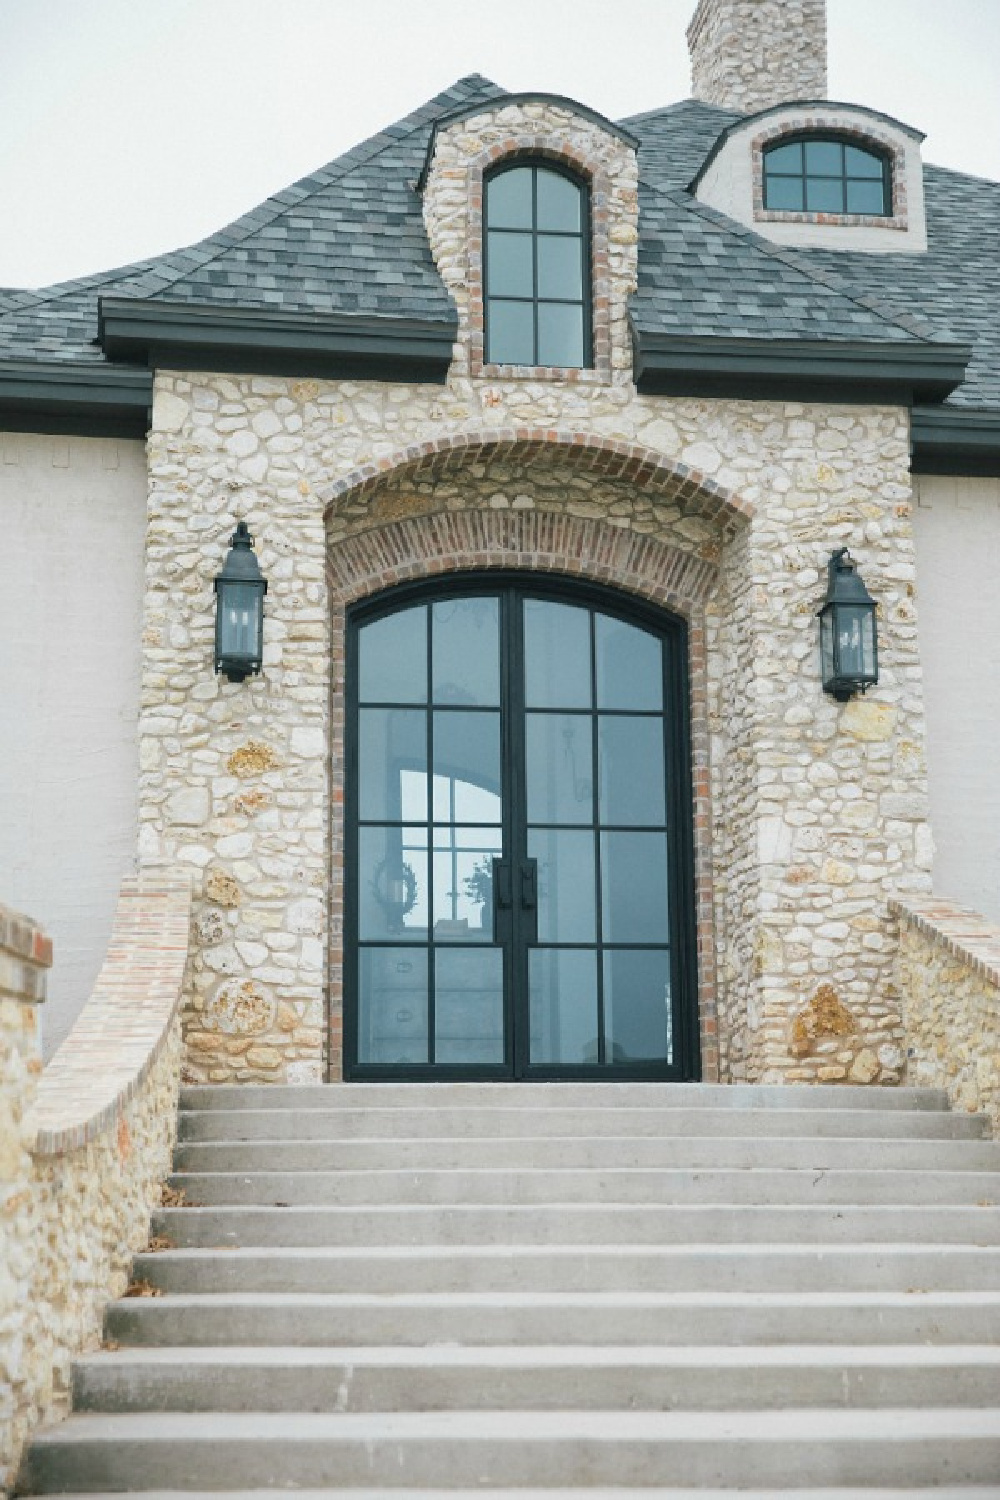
[26,873,191,1156]
[889,896,1000,990]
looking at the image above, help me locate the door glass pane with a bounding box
[487,300,534,365]
[537,302,584,368]
[595,614,663,710]
[529,828,596,943]
[536,170,582,231]
[598,716,666,827]
[487,231,534,298]
[604,949,672,1063]
[358,606,426,704]
[487,167,533,228]
[601,831,669,944]
[529,948,599,1065]
[435,948,504,1064]
[526,712,593,825]
[358,946,428,1065]
[432,826,502,941]
[359,826,428,941]
[433,712,502,821]
[524,599,591,707]
[359,708,427,822]
[805,177,844,213]
[432,596,500,706]
[804,139,842,175]
[537,235,583,300]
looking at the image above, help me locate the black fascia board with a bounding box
[98,298,457,383]
[911,404,1000,476]
[0,358,152,437]
[632,329,970,404]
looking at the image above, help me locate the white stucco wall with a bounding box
[913,472,1000,923]
[0,431,147,1055]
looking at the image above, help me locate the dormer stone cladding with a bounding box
[421,99,638,385]
[688,0,828,114]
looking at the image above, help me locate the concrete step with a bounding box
[129,1243,1000,1295]
[19,1408,1000,1490]
[150,1202,1000,1246]
[22,1491,1000,1500]
[176,1104,986,1142]
[73,1343,1000,1413]
[164,1163,1000,1206]
[104,1289,1000,1348]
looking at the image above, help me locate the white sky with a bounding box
[0,0,998,291]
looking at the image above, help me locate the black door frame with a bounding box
[343,571,701,1082]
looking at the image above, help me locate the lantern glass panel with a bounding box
[820,607,835,685]
[836,603,873,682]
[220,581,262,661]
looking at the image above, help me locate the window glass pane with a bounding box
[537,235,583,301]
[601,831,669,944]
[765,176,805,211]
[529,948,599,1065]
[805,176,844,213]
[524,599,591,708]
[358,607,426,704]
[432,596,500,707]
[487,299,534,365]
[595,614,663,710]
[487,167,533,228]
[432,712,502,821]
[435,948,504,1064]
[359,708,427,822]
[537,302,584,368]
[529,828,597,943]
[846,178,888,215]
[487,231,534,298]
[845,145,884,179]
[804,139,843,175]
[359,826,428,940]
[598,716,666,827]
[358,946,428,1065]
[526,712,594,825]
[604,949,672,1064]
[432,826,502,941]
[765,141,803,174]
[536,170,582,231]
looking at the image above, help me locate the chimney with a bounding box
[687,0,828,114]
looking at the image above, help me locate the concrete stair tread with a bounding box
[23,1492,1000,1500]
[107,1287,1000,1307]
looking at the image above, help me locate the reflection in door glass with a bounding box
[524,599,592,708]
[358,947,429,1065]
[528,828,596,943]
[432,598,500,706]
[529,948,599,1065]
[358,606,427,704]
[526,713,593,825]
[595,614,663,711]
[432,826,502,941]
[359,826,428,941]
[604,949,672,1063]
[601,830,670,944]
[435,948,504,1064]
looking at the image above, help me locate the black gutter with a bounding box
[632,330,970,404]
[0,359,152,438]
[98,298,457,383]
[911,405,1000,476]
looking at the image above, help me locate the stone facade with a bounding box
[687,0,828,114]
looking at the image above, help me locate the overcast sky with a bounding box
[1,0,998,291]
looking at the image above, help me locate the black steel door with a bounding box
[344,576,698,1080]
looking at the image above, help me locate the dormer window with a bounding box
[763,135,891,217]
[484,162,590,369]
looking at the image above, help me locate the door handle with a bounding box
[492,859,513,914]
[520,858,538,912]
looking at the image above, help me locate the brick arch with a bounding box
[324,505,722,1085]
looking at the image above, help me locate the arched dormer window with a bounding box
[763,135,891,217]
[484,162,590,369]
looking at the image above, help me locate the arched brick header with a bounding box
[324,504,725,1085]
[322,428,754,534]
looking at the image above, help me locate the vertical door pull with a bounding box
[520,858,538,912]
[493,859,513,913]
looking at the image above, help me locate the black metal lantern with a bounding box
[818,547,878,702]
[214,521,268,682]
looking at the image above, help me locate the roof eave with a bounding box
[911,405,1000,477]
[0,358,153,438]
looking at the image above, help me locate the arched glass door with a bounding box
[344,578,698,1080]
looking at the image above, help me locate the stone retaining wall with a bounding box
[892,897,1000,1135]
[0,874,190,1492]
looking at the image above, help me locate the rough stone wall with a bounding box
[894,898,1000,1136]
[687,0,828,114]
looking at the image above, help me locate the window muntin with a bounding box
[484,163,589,368]
[763,136,891,217]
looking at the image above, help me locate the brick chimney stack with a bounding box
[687,0,828,114]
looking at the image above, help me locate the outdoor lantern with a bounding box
[214,521,268,682]
[818,547,878,702]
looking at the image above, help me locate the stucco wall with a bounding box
[0,432,147,1056]
[913,473,1000,923]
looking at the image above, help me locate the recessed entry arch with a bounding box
[344,571,700,1081]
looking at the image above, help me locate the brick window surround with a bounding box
[323,431,756,1083]
[753,118,909,232]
